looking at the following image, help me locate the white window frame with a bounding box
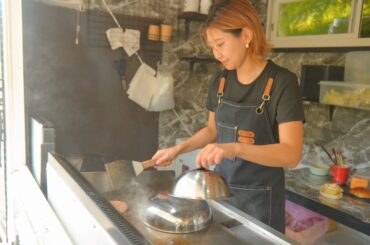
[3,1,71,243]
[266,0,370,48]
[3,0,25,169]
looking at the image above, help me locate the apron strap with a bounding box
[216,64,279,113]
[256,64,280,115]
[217,76,226,106]
[256,77,274,115]
[262,78,273,100]
[217,76,226,95]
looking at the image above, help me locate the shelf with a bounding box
[302,99,370,121]
[178,12,207,40]
[180,55,214,61]
[178,12,208,21]
[179,55,217,72]
[303,100,336,121]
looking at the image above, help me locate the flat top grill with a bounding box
[66,157,294,245]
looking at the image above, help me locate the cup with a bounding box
[183,0,200,12]
[160,24,173,42]
[200,0,212,14]
[330,165,350,185]
[148,25,160,41]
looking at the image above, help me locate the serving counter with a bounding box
[285,167,370,236]
[46,153,296,244]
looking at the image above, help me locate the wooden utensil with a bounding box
[132,159,157,176]
[321,145,335,165]
[331,148,337,165]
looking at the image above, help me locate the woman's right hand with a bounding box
[152,146,181,167]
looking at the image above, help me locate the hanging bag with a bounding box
[147,65,175,111]
[127,63,157,109]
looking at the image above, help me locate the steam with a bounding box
[114,175,158,221]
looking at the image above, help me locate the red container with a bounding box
[330,165,350,185]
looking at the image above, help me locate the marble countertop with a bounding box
[285,167,370,235]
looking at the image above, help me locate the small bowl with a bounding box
[309,163,330,176]
[143,192,212,233]
[171,168,231,200]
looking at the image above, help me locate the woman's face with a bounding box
[206,27,249,70]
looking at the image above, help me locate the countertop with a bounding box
[285,167,370,235]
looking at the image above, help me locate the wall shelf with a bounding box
[302,99,370,121]
[179,55,217,72]
[178,12,207,40]
[177,12,214,71]
[303,100,336,121]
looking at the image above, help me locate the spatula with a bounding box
[104,159,157,190]
[132,159,157,176]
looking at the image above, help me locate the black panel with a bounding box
[300,65,344,101]
[23,1,162,161]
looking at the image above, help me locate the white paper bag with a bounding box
[147,71,175,112]
[127,62,175,111]
[127,63,157,109]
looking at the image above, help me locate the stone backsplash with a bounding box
[41,0,370,167]
[157,1,370,168]
[160,51,370,168]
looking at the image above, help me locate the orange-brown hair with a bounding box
[202,0,271,59]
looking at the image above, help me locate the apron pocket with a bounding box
[228,184,272,226]
[216,122,237,144]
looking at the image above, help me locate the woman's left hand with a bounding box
[195,143,238,169]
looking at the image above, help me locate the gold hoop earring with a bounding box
[245,43,249,48]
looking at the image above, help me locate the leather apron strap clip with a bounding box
[262,77,273,101]
[217,76,226,106]
[256,77,274,115]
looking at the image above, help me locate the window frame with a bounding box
[266,0,370,48]
[3,0,26,242]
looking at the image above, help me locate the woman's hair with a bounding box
[201,0,271,58]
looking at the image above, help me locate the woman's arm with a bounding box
[176,111,217,153]
[196,121,303,168]
[152,112,217,165]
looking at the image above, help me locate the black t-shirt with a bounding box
[207,60,305,142]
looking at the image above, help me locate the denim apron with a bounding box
[214,68,285,233]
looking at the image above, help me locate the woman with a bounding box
[152,0,304,233]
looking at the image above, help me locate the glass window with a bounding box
[277,0,354,37]
[360,0,370,37]
[267,0,370,48]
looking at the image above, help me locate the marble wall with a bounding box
[40,0,370,167]
[158,0,370,169]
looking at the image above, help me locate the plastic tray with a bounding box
[319,81,370,110]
